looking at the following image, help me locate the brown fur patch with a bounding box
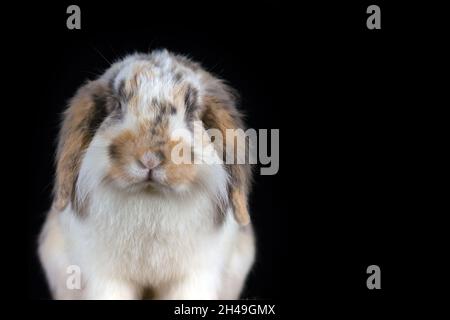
[231,188,250,225]
[202,94,253,225]
[162,139,197,186]
[53,80,110,215]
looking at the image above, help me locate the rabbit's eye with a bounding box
[184,86,198,123]
[106,96,117,111]
[106,96,124,119]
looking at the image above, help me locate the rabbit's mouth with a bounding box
[136,174,174,194]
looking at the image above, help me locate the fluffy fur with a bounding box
[38,50,255,299]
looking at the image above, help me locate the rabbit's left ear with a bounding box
[53,80,110,213]
[201,86,252,225]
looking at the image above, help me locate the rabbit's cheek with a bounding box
[106,164,135,186]
[163,163,197,189]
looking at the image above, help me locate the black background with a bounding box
[20,0,445,314]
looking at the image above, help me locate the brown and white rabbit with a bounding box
[38,50,255,299]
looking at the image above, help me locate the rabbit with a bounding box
[38,50,255,300]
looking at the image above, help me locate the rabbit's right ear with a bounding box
[53,80,110,212]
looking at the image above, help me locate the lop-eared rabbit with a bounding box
[38,50,255,299]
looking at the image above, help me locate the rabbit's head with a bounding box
[54,50,252,225]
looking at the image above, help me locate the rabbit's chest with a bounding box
[84,186,218,279]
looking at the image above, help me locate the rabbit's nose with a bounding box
[139,151,161,170]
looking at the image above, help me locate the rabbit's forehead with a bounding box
[112,59,200,108]
[109,60,198,138]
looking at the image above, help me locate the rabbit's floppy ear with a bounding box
[201,85,252,225]
[53,80,110,212]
